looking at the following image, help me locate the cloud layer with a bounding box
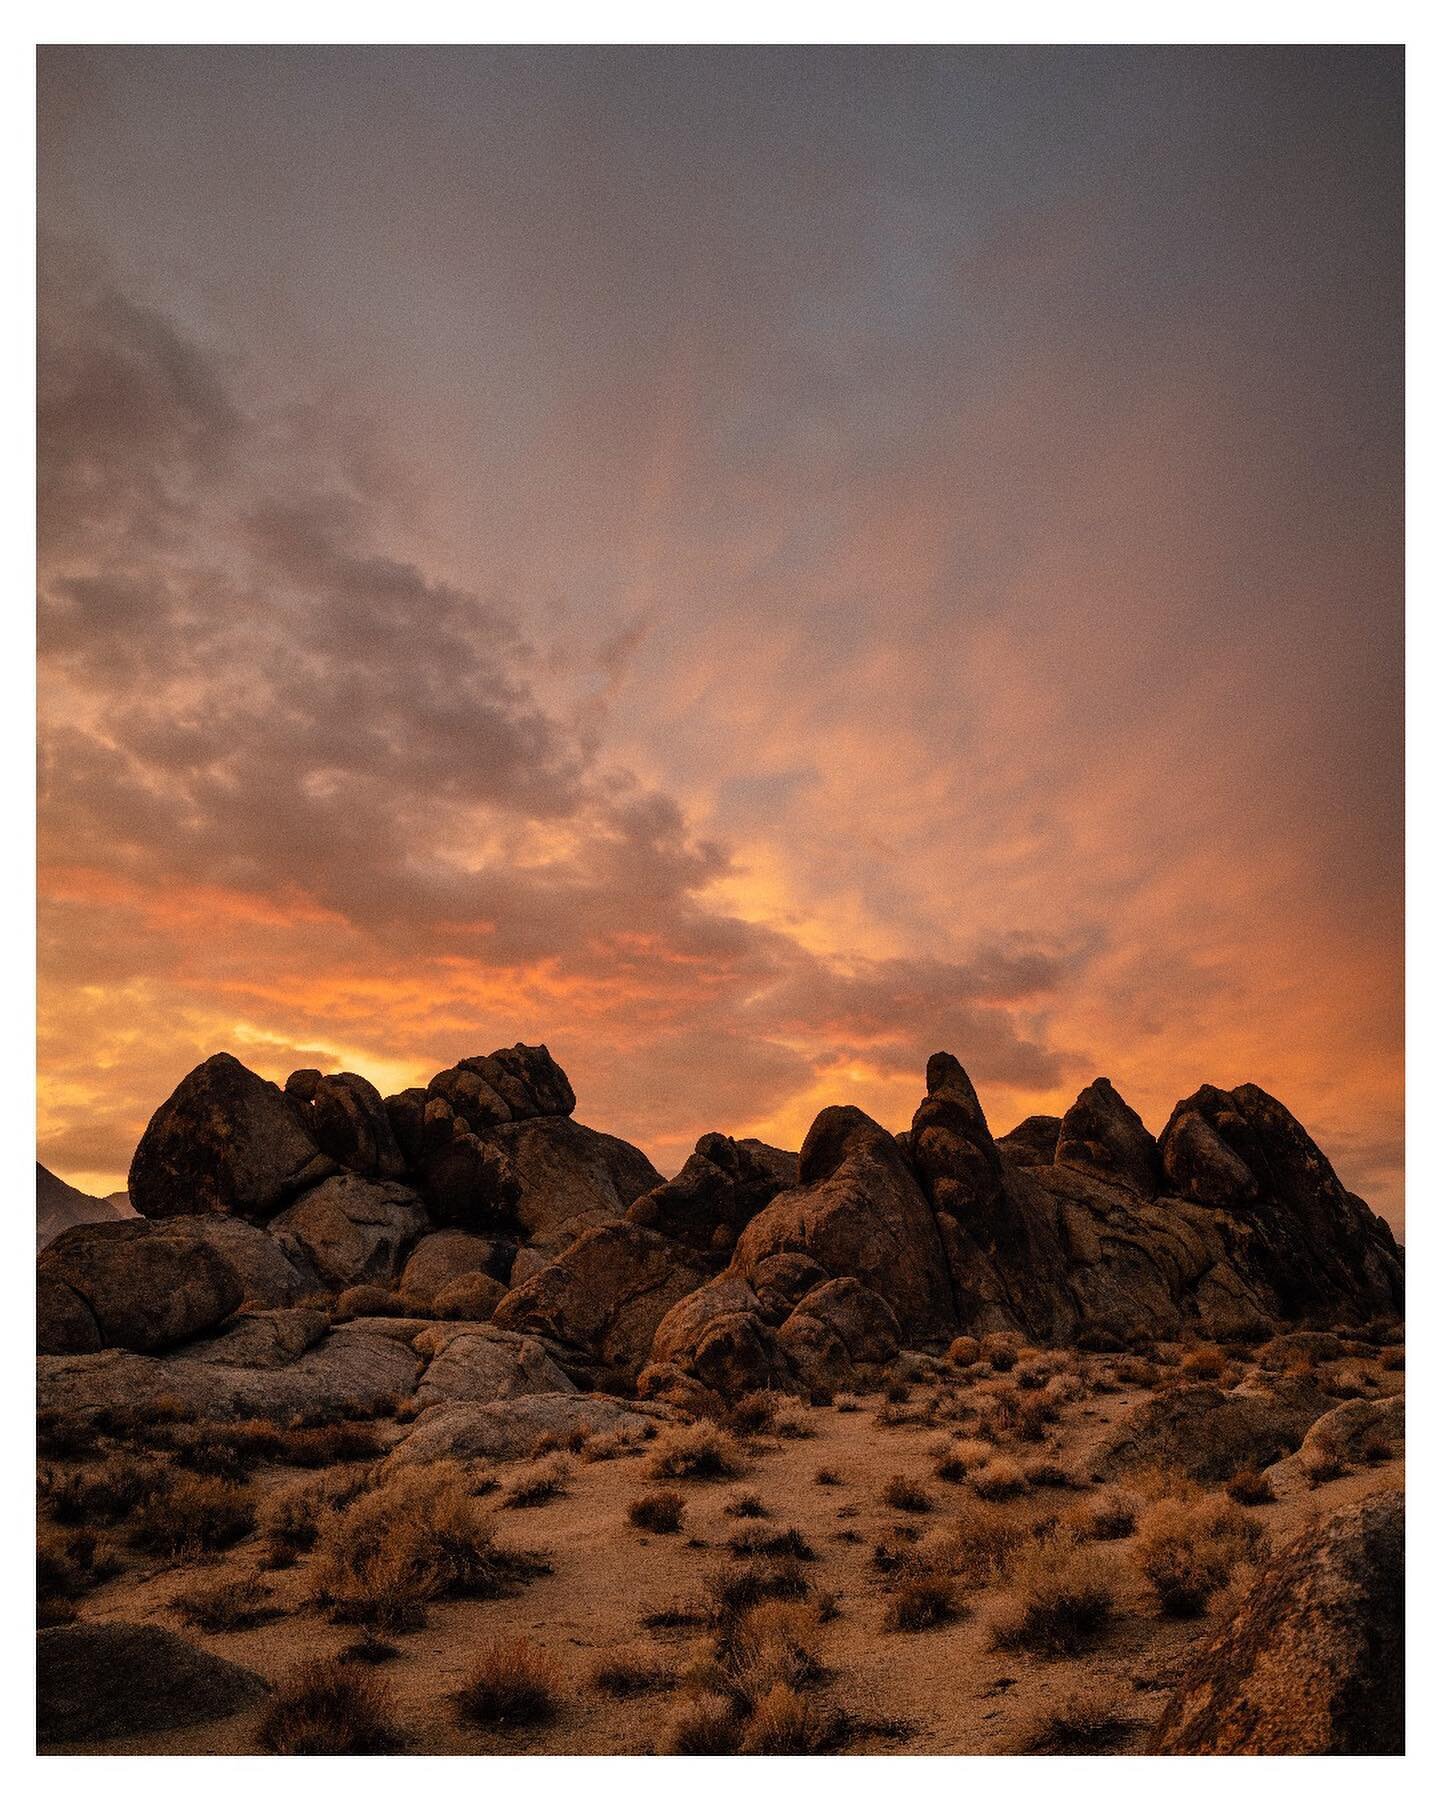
[37,48,1403,1225]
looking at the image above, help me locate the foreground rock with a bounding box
[493,1220,710,1377]
[627,1133,800,1253]
[129,1053,335,1218]
[1086,1377,1330,1482]
[1150,1491,1403,1754]
[414,1324,575,1407]
[37,1622,268,1744]
[37,1216,315,1355]
[268,1172,427,1288]
[389,1391,666,1464]
[37,1328,420,1422]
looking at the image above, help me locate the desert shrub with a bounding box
[813,1466,843,1486]
[981,1333,1021,1372]
[885,1572,963,1632]
[704,1556,812,1622]
[172,1574,283,1633]
[310,1461,544,1631]
[45,1453,173,1526]
[970,1455,1026,1502]
[1022,1457,1074,1489]
[1225,1467,1276,1506]
[257,1657,405,1754]
[727,1597,822,1689]
[648,1420,745,1482]
[1180,1344,1228,1381]
[127,1473,255,1557]
[1065,1489,1139,1541]
[261,1466,373,1561]
[833,1393,861,1412]
[1016,1361,1049,1390]
[629,1490,685,1533]
[1046,1372,1086,1405]
[1132,1496,1267,1617]
[502,1453,572,1509]
[592,1652,678,1697]
[37,1526,121,1623]
[739,1682,831,1753]
[1115,1356,1158,1388]
[37,1411,98,1462]
[455,1636,560,1727]
[989,1540,1119,1656]
[772,1400,817,1439]
[725,1391,778,1437]
[1016,1393,1056,1442]
[339,1633,400,1665]
[945,1335,982,1367]
[1358,1430,1395,1464]
[808,1386,834,1408]
[728,1525,816,1561]
[1023,1692,1135,1753]
[275,1422,383,1467]
[874,1401,922,1428]
[724,1489,769,1519]
[882,1474,932,1513]
[657,1691,741,1754]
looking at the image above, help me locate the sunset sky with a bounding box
[37,46,1404,1228]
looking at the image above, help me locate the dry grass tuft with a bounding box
[1064,1489,1139,1541]
[43,1453,173,1526]
[172,1574,282,1632]
[1179,1344,1228,1381]
[592,1652,678,1697]
[629,1490,686,1533]
[724,1489,769,1519]
[127,1472,255,1557]
[454,1636,561,1727]
[309,1460,545,1632]
[1022,1693,1136,1754]
[885,1571,964,1632]
[257,1657,405,1754]
[882,1474,933,1513]
[739,1681,831,1753]
[920,1499,1030,1586]
[970,1455,1026,1502]
[1132,1495,1267,1617]
[1225,1467,1276,1506]
[728,1524,817,1561]
[648,1420,745,1482]
[988,1539,1119,1656]
[501,1453,572,1509]
[657,1691,740,1754]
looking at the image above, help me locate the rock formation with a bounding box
[36,1040,1402,1424]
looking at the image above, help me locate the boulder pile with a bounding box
[37,1041,1402,1422]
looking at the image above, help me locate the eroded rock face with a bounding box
[398,1229,513,1305]
[38,1623,268,1745]
[1150,1492,1403,1754]
[37,1327,421,1423]
[1086,1376,1330,1483]
[37,1216,313,1355]
[268,1173,427,1289]
[1054,1077,1161,1196]
[493,1116,661,1253]
[628,1134,799,1253]
[285,1069,406,1179]
[492,1220,710,1376]
[414,1324,575,1408]
[129,1052,335,1219]
[388,1391,663,1464]
[641,1106,956,1401]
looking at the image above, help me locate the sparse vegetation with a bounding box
[740,1681,831,1753]
[989,1539,1119,1656]
[1065,1489,1139,1541]
[1225,1467,1276,1506]
[1180,1344,1228,1381]
[310,1461,545,1631]
[629,1490,686,1533]
[502,1453,572,1508]
[1023,1693,1136,1753]
[648,1420,745,1482]
[127,1472,255,1557]
[454,1636,561,1727]
[592,1653,678,1697]
[724,1489,769,1519]
[657,1691,741,1754]
[970,1455,1026,1501]
[885,1572,963,1631]
[257,1657,406,1754]
[1132,1496,1267,1617]
[728,1524,817,1561]
[172,1574,283,1632]
[883,1474,932,1513]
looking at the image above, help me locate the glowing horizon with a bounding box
[37,46,1404,1228]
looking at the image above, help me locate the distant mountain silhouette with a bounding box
[37,1162,132,1250]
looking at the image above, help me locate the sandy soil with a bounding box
[50,1353,1404,1756]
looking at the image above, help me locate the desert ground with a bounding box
[39,1327,1403,1755]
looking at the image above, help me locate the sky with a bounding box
[36,45,1404,1229]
